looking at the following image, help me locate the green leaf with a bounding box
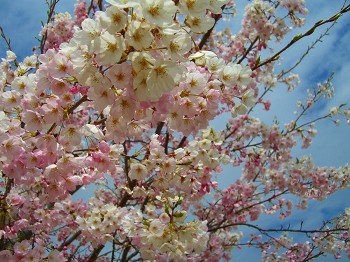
[255,56,261,67]
[177,161,192,166]
[292,34,303,42]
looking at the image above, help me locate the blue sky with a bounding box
[0,0,75,60]
[0,0,349,261]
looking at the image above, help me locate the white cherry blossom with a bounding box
[98,6,127,33]
[185,14,215,33]
[93,31,126,65]
[74,18,102,48]
[179,0,210,15]
[129,162,149,180]
[163,30,192,60]
[125,20,153,51]
[141,0,177,27]
[130,51,156,72]
[146,60,185,101]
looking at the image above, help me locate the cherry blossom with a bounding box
[0,0,349,261]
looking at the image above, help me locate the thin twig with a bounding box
[237,37,259,65]
[40,0,60,53]
[280,21,337,77]
[0,26,19,66]
[218,222,348,234]
[164,131,169,154]
[87,0,95,15]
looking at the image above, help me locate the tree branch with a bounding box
[120,244,131,262]
[198,5,226,50]
[176,136,187,149]
[40,0,60,54]
[0,26,19,66]
[87,244,104,262]
[254,4,350,69]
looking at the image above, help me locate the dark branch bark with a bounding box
[155,121,165,135]
[164,131,169,154]
[176,136,187,149]
[120,244,131,262]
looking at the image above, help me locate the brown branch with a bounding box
[120,244,131,262]
[164,131,169,154]
[176,136,187,149]
[155,121,165,135]
[97,0,103,11]
[126,250,139,261]
[123,142,131,185]
[67,242,82,261]
[304,248,325,262]
[237,37,259,65]
[118,123,166,208]
[67,95,88,114]
[279,21,337,77]
[0,178,13,232]
[111,238,116,262]
[87,0,95,16]
[224,126,239,141]
[208,190,288,231]
[94,117,107,125]
[87,244,104,262]
[140,196,149,212]
[46,123,57,135]
[236,2,279,65]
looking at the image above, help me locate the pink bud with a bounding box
[99,141,110,154]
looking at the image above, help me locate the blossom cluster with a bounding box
[0,0,349,261]
[40,12,75,52]
[77,195,210,261]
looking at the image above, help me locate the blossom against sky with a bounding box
[0,0,349,260]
